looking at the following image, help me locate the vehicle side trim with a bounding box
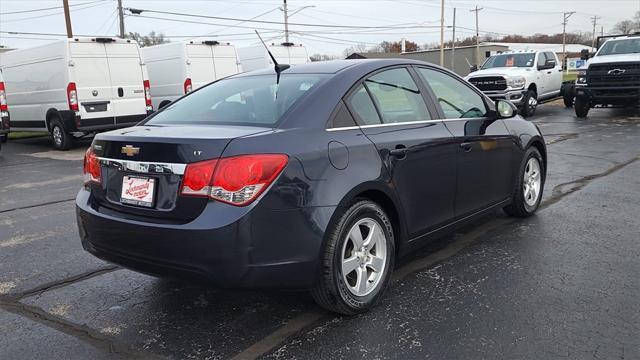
[98,157,187,175]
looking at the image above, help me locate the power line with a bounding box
[0,0,106,15]
[124,7,441,29]
[0,2,109,24]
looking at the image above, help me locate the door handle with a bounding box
[547,71,552,74]
[460,142,473,152]
[117,87,124,97]
[389,145,408,158]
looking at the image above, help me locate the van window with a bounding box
[146,74,327,127]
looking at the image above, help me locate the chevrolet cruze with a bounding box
[76,59,546,314]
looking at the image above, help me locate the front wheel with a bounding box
[519,90,537,118]
[504,147,545,217]
[563,84,574,107]
[574,95,590,118]
[311,200,395,315]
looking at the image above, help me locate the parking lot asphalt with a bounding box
[0,103,638,359]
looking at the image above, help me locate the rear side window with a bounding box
[537,53,547,67]
[146,74,326,127]
[364,68,431,124]
[346,85,381,125]
[328,102,358,129]
[417,68,488,119]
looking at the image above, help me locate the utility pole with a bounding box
[470,6,483,66]
[439,0,445,66]
[283,0,290,43]
[62,0,73,38]
[562,11,576,67]
[591,15,601,49]
[451,7,456,70]
[118,0,126,38]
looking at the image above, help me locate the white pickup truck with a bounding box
[465,50,563,117]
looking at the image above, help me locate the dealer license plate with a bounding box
[121,176,155,208]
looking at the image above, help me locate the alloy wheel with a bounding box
[341,218,388,297]
[523,157,542,206]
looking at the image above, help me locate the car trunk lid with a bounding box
[90,124,271,222]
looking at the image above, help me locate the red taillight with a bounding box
[143,80,152,108]
[0,82,8,112]
[83,147,101,184]
[184,78,193,94]
[67,82,78,112]
[180,154,288,206]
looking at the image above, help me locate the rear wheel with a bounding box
[49,117,72,150]
[504,147,544,217]
[519,90,537,118]
[574,95,590,118]
[311,200,395,315]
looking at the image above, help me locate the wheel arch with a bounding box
[527,83,537,95]
[528,138,547,179]
[45,108,61,131]
[331,183,408,258]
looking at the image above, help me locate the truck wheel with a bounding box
[519,90,537,118]
[563,84,574,107]
[574,96,590,118]
[49,117,72,150]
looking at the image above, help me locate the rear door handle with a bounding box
[460,142,473,152]
[117,87,124,97]
[389,145,408,158]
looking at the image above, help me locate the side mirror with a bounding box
[469,64,478,73]
[159,101,172,109]
[580,49,590,61]
[495,100,517,119]
[538,59,556,70]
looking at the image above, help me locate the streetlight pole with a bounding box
[439,0,445,66]
[451,7,456,71]
[118,0,126,38]
[562,11,576,67]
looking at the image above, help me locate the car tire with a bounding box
[0,134,7,143]
[504,147,545,218]
[49,117,72,150]
[519,90,537,118]
[563,84,574,107]
[574,95,590,118]
[311,200,395,315]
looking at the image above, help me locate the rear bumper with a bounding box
[75,188,331,289]
[60,111,150,132]
[0,113,9,134]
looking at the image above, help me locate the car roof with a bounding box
[233,58,431,77]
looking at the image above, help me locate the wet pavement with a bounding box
[0,103,638,359]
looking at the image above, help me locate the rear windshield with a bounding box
[482,53,535,69]
[145,73,327,127]
[597,38,640,56]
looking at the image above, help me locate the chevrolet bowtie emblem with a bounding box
[607,69,626,75]
[121,145,140,157]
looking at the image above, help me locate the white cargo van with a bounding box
[237,42,310,72]
[141,40,242,110]
[0,37,153,150]
[0,69,9,148]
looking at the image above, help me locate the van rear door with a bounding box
[210,45,240,78]
[103,42,147,124]
[70,41,117,127]
[186,44,216,91]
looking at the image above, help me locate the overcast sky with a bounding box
[1,0,639,56]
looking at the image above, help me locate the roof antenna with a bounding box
[255,30,290,87]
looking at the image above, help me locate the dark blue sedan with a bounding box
[76,59,546,314]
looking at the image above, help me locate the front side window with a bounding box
[363,68,431,124]
[146,74,327,127]
[417,68,488,119]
